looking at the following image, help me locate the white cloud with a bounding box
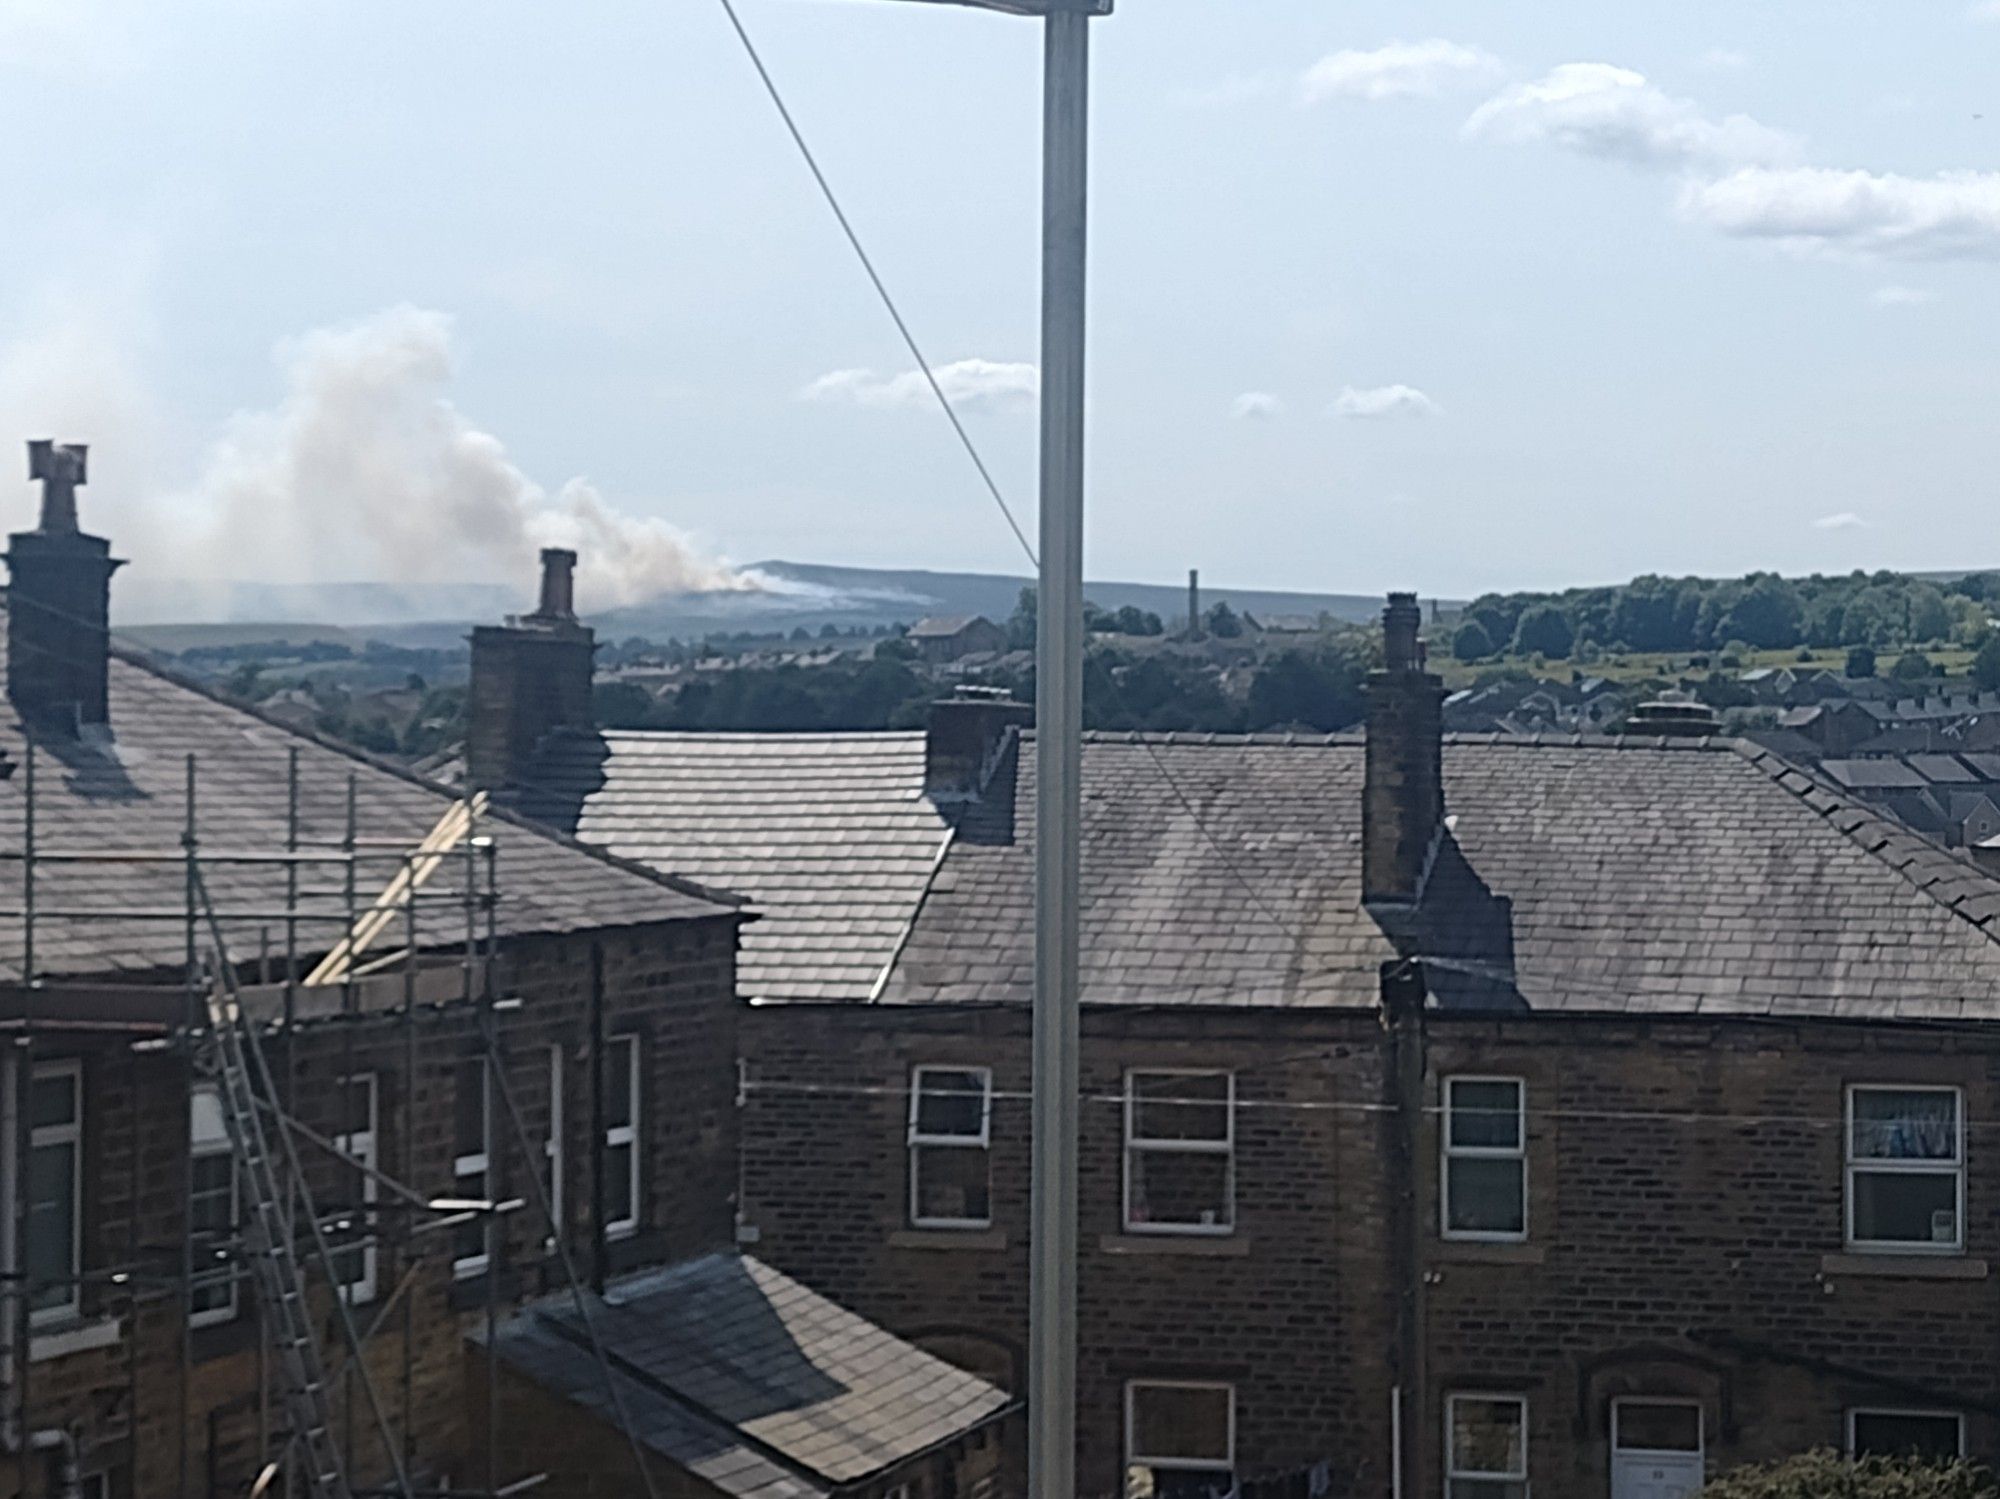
[1872,284,1938,306]
[1813,512,1869,530]
[1301,39,1500,103]
[1331,384,1440,419]
[1698,48,1750,71]
[1681,166,2000,260]
[802,358,1039,412]
[1463,62,1799,171]
[1231,392,1284,420]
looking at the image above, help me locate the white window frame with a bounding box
[26,1059,82,1327]
[333,1073,378,1304]
[453,1060,491,1280]
[1845,1084,1964,1254]
[545,1044,564,1250]
[1125,1380,1235,1488]
[1847,1407,1966,1461]
[1122,1069,1235,1237]
[1445,1392,1529,1499]
[187,1084,240,1330]
[907,1066,993,1231]
[1441,1076,1528,1244]
[1611,1397,1702,1462]
[604,1036,640,1241]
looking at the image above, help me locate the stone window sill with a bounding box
[1099,1233,1250,1258]
[29,1315,120,1363]
[1435,1241,1546,1266]
[889,1228,1009,1252]
[1820,1252,1988,1281]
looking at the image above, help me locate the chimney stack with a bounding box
[7,441,123,732]
[925,686,1030,803]
[467,549,596,792]
[1364,592,1445,905]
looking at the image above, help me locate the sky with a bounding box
[0,0,1997,606]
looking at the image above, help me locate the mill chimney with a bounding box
[467,548,596,792]
[1363,591,1445,905]
[7,441,124,731]
[1187,569,1202,640]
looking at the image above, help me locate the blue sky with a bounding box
[1,0,1997,605]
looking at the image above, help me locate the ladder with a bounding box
[199,971,352,1499]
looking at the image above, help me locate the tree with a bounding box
[1846,645,1878,679]
[1909,582,1953,643]
[1713,574,1804,650]
[1452,620,1494,662]
[1245,649,1366,732]
[1007,587,1037,650]
[1891,651,1935,681]
[1512,604,1575,660]
[1697,1450,1996,1498]
[1205,601,1244,639]
[1974,633,2000,692]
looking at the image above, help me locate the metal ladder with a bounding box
[199,971,352,1499]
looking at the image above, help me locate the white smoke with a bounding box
[173,305,757,609]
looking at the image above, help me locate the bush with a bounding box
[1512,604,1575,660]
[1847,645,1878,679]
[1452,620,1494,662]
[1891,651,1935,681]
[1699,1449,1996,1498]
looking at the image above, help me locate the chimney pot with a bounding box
[533,547,578,622]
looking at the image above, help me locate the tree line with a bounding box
[1452,570,1999,662]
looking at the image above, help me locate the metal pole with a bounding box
[1031,11,1088,1499]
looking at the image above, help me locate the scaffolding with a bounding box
[0,740,569,1499]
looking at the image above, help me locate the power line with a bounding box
[708,0,1038,568]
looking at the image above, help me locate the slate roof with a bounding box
[0,627,735,982]
[877,732,2000,1020]
[505,730,950,1001]
[906,616,985,639]
[477,1253,1013,1499]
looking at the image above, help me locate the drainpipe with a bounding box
[1382,959,1428,1499]
[1,1051,20,1454]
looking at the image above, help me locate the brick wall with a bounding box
[0,912,737,1498]
[743,1001,2000,1499]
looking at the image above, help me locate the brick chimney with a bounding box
[1363,592,1445,905]
[925,686,1030,802]
[467,548,595,791]
[6,441,124,731]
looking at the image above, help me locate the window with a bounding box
[1613,1400,1701,1459]
[1447,1394,1528,1499]
[907,1067,992,1229]
[1846,1086,1963,1251]
[1442,1078,1527,1242]
[545,1045,564,1248]
[1124,1071,1233,1234]
[1849,1409,1964,1464]
[453,1059,491,1279]
[603,1036,640,1240]
[1125,1381,1233,1499]
[328,1074,377,1302]
[188,1085,240,1327]
[26,1060,81,1324]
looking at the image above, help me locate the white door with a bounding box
[1611,1400,1704,1499]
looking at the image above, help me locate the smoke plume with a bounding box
[175,305,756,609]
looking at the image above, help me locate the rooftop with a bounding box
[0,623,737,983]
[478,1253,1013,1499]
[506,729,948,1002]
